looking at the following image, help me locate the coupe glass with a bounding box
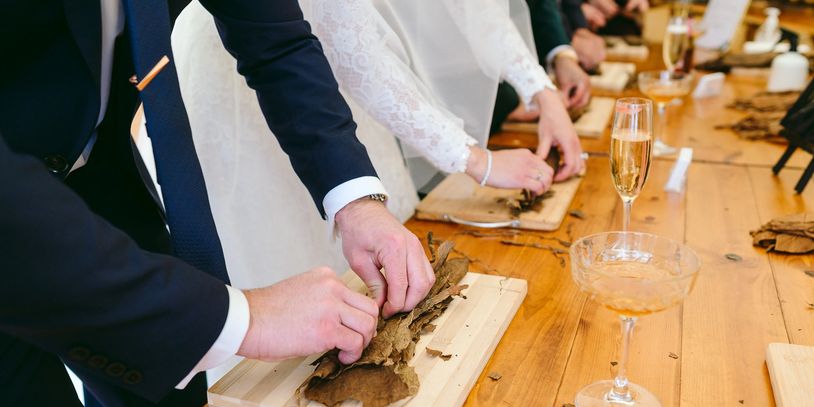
[610,98,653,231]
[637,70,693,157]
[570,232,700,407]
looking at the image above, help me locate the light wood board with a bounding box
[414,172,583,231]
[590,62,636,93]
[208,272,528,407]
[501,96,616,138]
[766,343,814,407]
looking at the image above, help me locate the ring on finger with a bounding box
[535,171,545,181]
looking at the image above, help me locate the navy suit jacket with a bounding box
[0,0,377,403]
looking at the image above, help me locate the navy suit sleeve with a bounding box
[526,0,572,64]
[198,0,378,217]
[561,0,589,32]
[0,139,230,402]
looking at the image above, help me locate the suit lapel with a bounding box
[62,0,102,86]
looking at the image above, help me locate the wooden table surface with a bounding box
[405,47,814,406]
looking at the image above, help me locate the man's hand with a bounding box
[572,28,607,71]
[581,3,608,30]
[238,267,379,364]
[624,0,649,13]
[466,146,553,194]
[336,199,435,318]
[589,0,619,18]
[535,89,585,182]
[553,54,591,109]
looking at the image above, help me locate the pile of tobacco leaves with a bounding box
[300,238,469,407]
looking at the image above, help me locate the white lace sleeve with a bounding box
[444,0,556,108]
[309,0,477,174]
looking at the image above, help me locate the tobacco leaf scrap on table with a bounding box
[715,112,787,144]
[487,372,502,381]
[727,91,801,113]
[300,237,469,407]
[750,213,814,254]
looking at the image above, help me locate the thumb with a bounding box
[350,256,388,308]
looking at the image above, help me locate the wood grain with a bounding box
[414,172,582,231]
[682,162,788,407]
[207,272,527,407]
[766,343,814,407]
[747,166,814,347]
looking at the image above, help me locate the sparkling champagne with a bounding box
[580,261,690,317]
[663,23,690,71]
[610,129,652,201]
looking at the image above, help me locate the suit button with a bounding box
[67,347,91,362]
[87,354,109,369]
[43,155,69,174]
[105,362,126,377]
[122,370,143,385]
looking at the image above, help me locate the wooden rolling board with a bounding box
[414,172,583,231]
[208,272,528,407]
[501,96,615,138]
[590,62,636,92]
[766,343,814,407]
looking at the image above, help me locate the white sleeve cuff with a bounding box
[323,176,388,238]
[175,285,250,389]
[545,45,577,73]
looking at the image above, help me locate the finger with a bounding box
[572,83,590,109]
[350,255,388,308]
[536,133,553,159]
[342,287,380,320]
[338,302,377,347]
[555,142,581,181]
[524,177,545,195]
[334,326,365,365]
[379,238,409,318]
[403,237,433,311]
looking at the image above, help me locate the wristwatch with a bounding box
[366,193,388,203]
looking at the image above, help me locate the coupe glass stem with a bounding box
[656,102,667,144]
[622,198,633,231]
[608,315,638,403]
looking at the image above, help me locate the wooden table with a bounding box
[405,47,814,406]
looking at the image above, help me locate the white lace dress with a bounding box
[171,0,553,382]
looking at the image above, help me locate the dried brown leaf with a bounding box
[569,209,586,219]
[725,253,742,262]
[487,372,502,381]
[610,361,618,367]
[668,352,679,359]
[805,270,814,278]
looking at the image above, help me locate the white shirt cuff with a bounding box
[323,176,388,238]
[175,285,249,389]
[545,45,578,73]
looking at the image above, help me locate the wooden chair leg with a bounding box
[794,157,814,194]
[773,145,798,175]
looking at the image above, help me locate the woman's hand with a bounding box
[535,88,585,182]
[466,146,553,194]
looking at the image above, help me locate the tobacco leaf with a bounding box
[569,209,586,220]
[426,348,452,361]
[725,253,742,262]
[750,213,814,254]
[610,361,618,367]
[668,352,679,359]
[805,271,814,278]
[301,236,469,407]
[487,372,502,381]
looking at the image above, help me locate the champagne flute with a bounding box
[637,71,693,157]
[663,16,690,72]
[570,232,701,407]
[610,98,653,231]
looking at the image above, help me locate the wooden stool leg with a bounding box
[794,157,814,193]
[773,145,797,175]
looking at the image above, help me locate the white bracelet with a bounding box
[480,149,493,187]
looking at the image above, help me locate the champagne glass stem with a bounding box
[622,198,633,231]
[656,102,667,144]
[608,315,638,403]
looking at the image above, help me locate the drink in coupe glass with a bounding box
[637,71,693,156]
[570,232,701,407]
[610,98,653,231]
